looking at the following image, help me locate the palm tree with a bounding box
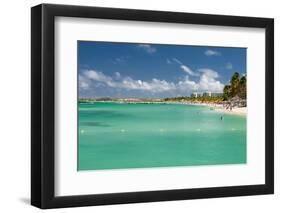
[223,85,231,100]
[230,72,240,97]
[223,72,246,101]
[239,75,246,99]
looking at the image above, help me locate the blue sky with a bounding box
[78,41,246,98]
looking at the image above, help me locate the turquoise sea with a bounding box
[78,102,246,170]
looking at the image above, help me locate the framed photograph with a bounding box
[31,4,274,209]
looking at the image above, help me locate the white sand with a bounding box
[184,102,247,116]
[214,107,247,116]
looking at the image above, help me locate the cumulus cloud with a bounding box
[176,69,224,93]
[85,70,112,82]
[79,74,90,90]
[80,69,176,93]
[197,69,224,92]
[204,49,221,56]
[137,44,156,53]
[122,77,176,92]
[178,76,199,91]
[79,68,224,96]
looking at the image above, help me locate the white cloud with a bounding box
[79,74,89,90]
[178,76,199,91]
[180,65,199,76]
[176,69,224,93]
[225,62,233,70]
[172,58,183,65]
[85,70,112,82]
[137,44,156,53]
[197,69,224,92]
[84,70,117,88]
[81,70,176,93]
[80,68,224,96]
[121,77,176,92]
[113,56,130,64]
[204,49,221,56]
[166,59,172,64]
[168,58,199,77]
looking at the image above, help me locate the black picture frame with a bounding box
[31,3,274,209]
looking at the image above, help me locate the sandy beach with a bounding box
[214,106,247,116]
[188,102,247,116]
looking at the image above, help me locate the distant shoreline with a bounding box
[79,100,247,116]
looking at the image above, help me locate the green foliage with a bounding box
[223,72,246,100]
[223,85,231,101]
[239,76,247,99]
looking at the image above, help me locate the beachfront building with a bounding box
[191,92,223,98]
[191,92,199,98]
[202,91,212,97]
[202,92,223,97]
[211,92,223,97]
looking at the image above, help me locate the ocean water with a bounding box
[78,102,246,171]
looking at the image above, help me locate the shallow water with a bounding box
[78,102,246,170]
